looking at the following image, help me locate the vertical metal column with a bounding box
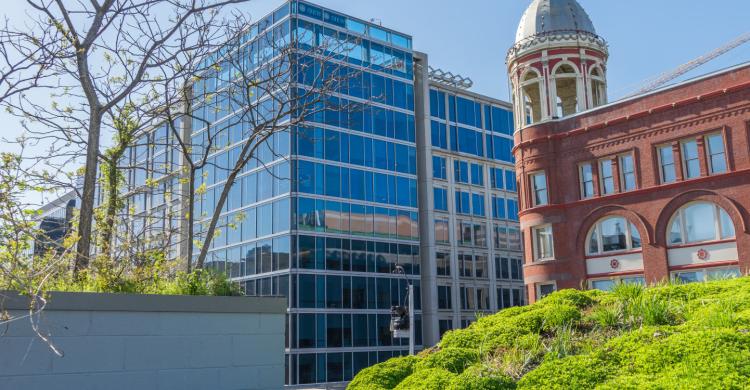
[408,284,415,355]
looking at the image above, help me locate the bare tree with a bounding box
[2,0,252,274]
[153,16,361,271]
[0,18,55,103]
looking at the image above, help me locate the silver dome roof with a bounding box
[515,0,597,43]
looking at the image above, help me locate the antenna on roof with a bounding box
[369,18,382,26]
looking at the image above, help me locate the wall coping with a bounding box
[0,291,287,314]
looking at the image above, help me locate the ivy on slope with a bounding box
[348,277,750,389]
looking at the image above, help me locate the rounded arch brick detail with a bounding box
[575,205,653,255]
[654,189,749,246]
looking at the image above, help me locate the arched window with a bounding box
[520,70,542,125]
[589,66,606,108]
[553,64,579,118]
[586,216,642,255]
[668,202,735,245]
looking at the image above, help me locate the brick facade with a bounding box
[514,64,750,302]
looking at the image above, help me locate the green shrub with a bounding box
[394,368,456,390]
[348,356,419,390]
[162,269,242,296]
[536,289,596,309]
[440,327,486,349]
[587,305,620,328]
[415,348,480,374]
[447,365,516,390]
[46,257,241,297]
[539,304,581,331]
[517,351,614,389]
[636,294,679,326]
[348,277,750,389]
[543,325,576,361]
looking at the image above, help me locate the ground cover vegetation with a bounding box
[348,276,750,389]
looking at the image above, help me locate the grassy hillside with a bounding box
[347,277,750,389]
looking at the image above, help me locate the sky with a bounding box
[1,0,749,203]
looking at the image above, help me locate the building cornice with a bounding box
[506,30,608,65]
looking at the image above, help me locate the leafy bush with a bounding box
[415,348,480,373]
[348,276,750,389]
[348,356,418,390]
[48,265,241,296]
[394,368,456,390]
[447,364,516,390]
[536,289,597,309]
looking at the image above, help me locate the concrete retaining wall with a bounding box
[0,292,286,390]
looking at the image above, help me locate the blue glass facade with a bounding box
[426,82,525,340]
[118,1,524,387]
[183,1,421,385]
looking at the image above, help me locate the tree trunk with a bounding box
[74,111,101,274]
[186,169,196,273]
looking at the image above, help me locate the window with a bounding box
[673,267,741,284]
[434,188,448,211]
[537,283,556,299]
[599,159,615,195]
[587,216,642,255]
[521,70,543,125]
[530,172,548,206]
[497,288,514,309]
[457,221,473,246]
[431,121,448,149]
[589,276,644,292]
[511,258,522,280]
[437,286,452,309]
[532,225,554,261]
[435,219,449,244]
[491,196,506,220]
[477,288,490,310]
[553,64,579,117]
[454,160,469,184]
[495,257,510,280]
[620,154,636,191]
[658,145,677,184]
[706,133,727,174]
[506,199,519,221]
[436,252,451,276]
[493,225,507,249]
[472,193,485,217]
[433,156,447,180]
[681,139,700,179]
[474,255,488,278]
[490,168,504,190]
[460,287,476,311]
[505,171,517,192]
[579,163,595,199]
[459,254,473,277]
[455,191,471,215]
[668,202,735,245]
[470,163,484,186]
[508,227,521,250]
[473,223,487,248]
[589,66,606,108]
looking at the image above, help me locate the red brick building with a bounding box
[508,0,750,302]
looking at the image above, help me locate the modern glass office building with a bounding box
[112,1,524,387]
[413,57,525,346]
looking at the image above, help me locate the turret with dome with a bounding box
[507,0,609,130]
